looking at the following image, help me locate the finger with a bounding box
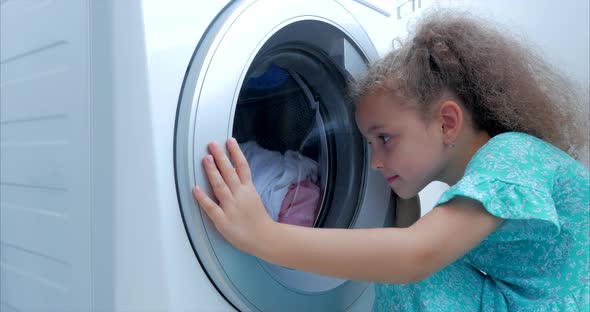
[208,141,242,191]
[226,138,252,183]
[202,154,234,204]
[192,186,225,226]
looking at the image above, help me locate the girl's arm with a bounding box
[193,139,502,284]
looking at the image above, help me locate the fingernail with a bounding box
[229,137,237,146]
[205,155,213,164]
[193,186,201,195]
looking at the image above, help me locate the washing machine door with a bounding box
[175,0,392,311]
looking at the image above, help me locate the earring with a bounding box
[449,143,456,149]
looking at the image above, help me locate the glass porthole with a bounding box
[232,44,365,232]
[174,3,392,309]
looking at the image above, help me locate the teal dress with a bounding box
[374,132,589,311]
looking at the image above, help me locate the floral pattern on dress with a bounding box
[374,132,589,311]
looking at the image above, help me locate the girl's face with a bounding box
[355,90,447,199]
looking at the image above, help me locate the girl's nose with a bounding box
[370,152,384,171]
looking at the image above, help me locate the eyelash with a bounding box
[378,135,391,144]
[368,135,391,145]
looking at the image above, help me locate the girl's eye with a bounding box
[378,135,390,144]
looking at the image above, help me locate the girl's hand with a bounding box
[192,138,274,256]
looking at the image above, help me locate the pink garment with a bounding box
[278,180,320,227]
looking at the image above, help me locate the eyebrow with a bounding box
[367,125,389,134]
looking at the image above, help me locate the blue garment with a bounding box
[374,132,589,311]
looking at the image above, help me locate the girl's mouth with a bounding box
[387,175,399,183]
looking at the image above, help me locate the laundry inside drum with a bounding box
[232,62,329,228]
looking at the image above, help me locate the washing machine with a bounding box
[0,0,399,311]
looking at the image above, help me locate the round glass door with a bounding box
[174,1,392,311]
[233,43,365,231]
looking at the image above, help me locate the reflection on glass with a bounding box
[233,63,323,228]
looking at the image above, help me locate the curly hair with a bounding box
[350,9,588,160]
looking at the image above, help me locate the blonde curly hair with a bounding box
[350,9,588,160]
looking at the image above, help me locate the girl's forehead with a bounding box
[355,91,421,132]
[357,91,416,116]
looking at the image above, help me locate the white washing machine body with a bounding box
[142,0,394,311]
[1,0,397,311]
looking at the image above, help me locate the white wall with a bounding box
[389,0,589,91]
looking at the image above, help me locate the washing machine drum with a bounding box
[234,63,316,154]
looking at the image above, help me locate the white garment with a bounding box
[240,141,318,221]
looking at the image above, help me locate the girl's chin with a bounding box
[396,193,416,200]
[391,187,418,200]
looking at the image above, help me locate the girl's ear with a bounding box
[438,100,463,145]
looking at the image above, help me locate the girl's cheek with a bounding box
[385,149,399,166]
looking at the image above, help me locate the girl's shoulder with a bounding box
[484,131,561,151]
[476,132,567,161]
[439,133,588,242]
[465,132,586,182]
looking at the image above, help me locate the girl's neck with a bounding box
[443,130,491,186]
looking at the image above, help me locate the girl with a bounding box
[192,10,589,311]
